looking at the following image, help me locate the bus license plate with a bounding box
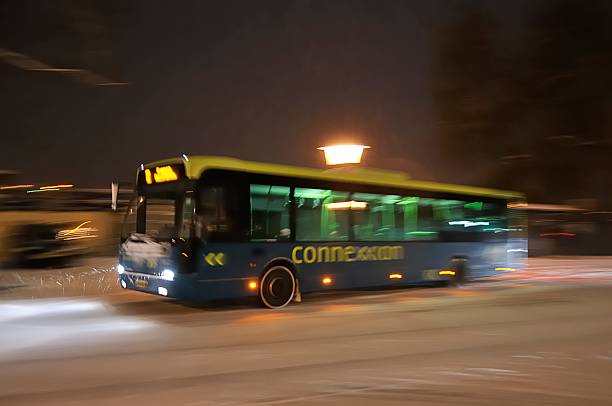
[135,279,148,288]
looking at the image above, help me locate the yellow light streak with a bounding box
[508,202,528,208]
[40,184,73,190]
[0,184,33,190]
[63,235,98,241]
[63,221,92,236]
[326,201,368,210]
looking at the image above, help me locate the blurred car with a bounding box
[6,223,88,268]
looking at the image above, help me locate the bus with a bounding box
[118,156,527,308]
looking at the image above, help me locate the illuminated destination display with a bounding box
[143,165,181,185]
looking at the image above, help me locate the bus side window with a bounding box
[418,200,435,231]
[295,188,349,241]
[250,184,291,241]
[351,193,403,241]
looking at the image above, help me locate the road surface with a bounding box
[0,257,611,405]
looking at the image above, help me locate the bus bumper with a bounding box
[119,272,191,299]
[119,273,259,302]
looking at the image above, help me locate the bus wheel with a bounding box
[259,265,296,309]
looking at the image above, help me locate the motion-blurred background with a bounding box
[1,0,611,268]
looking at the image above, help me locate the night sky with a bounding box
[1,0,531,187]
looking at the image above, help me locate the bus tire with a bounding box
[259,265,296,309]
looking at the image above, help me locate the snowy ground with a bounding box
[1,256,612,300]
[0,258,611,405]
[0,257,119,299]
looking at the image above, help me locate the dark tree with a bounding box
[434,0,612,208]
[433,5,516,184]
[519,0,612,206]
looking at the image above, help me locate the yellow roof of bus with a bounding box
[144,155,524,200]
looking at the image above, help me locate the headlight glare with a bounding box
[161,269,175,281]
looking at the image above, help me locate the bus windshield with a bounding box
[122,193,194,241]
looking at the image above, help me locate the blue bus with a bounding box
[118,156,527,308]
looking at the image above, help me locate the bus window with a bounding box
[410,198,438,240]
[352,193,403,241]
[178,196,194,239]
[250,184,291,241]
[464,201,508,237]
[398,196,422,240]
[145,198,176,240]
[295,188,349,241]
[420,199,508,241]
[121,195,142,240]
[197,187,228,240]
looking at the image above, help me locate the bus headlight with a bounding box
[117,264,125,274]
[161,269,175,281]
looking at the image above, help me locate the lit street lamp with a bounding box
[317,144,370,166]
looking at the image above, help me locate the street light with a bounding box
[317,144,370,166]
